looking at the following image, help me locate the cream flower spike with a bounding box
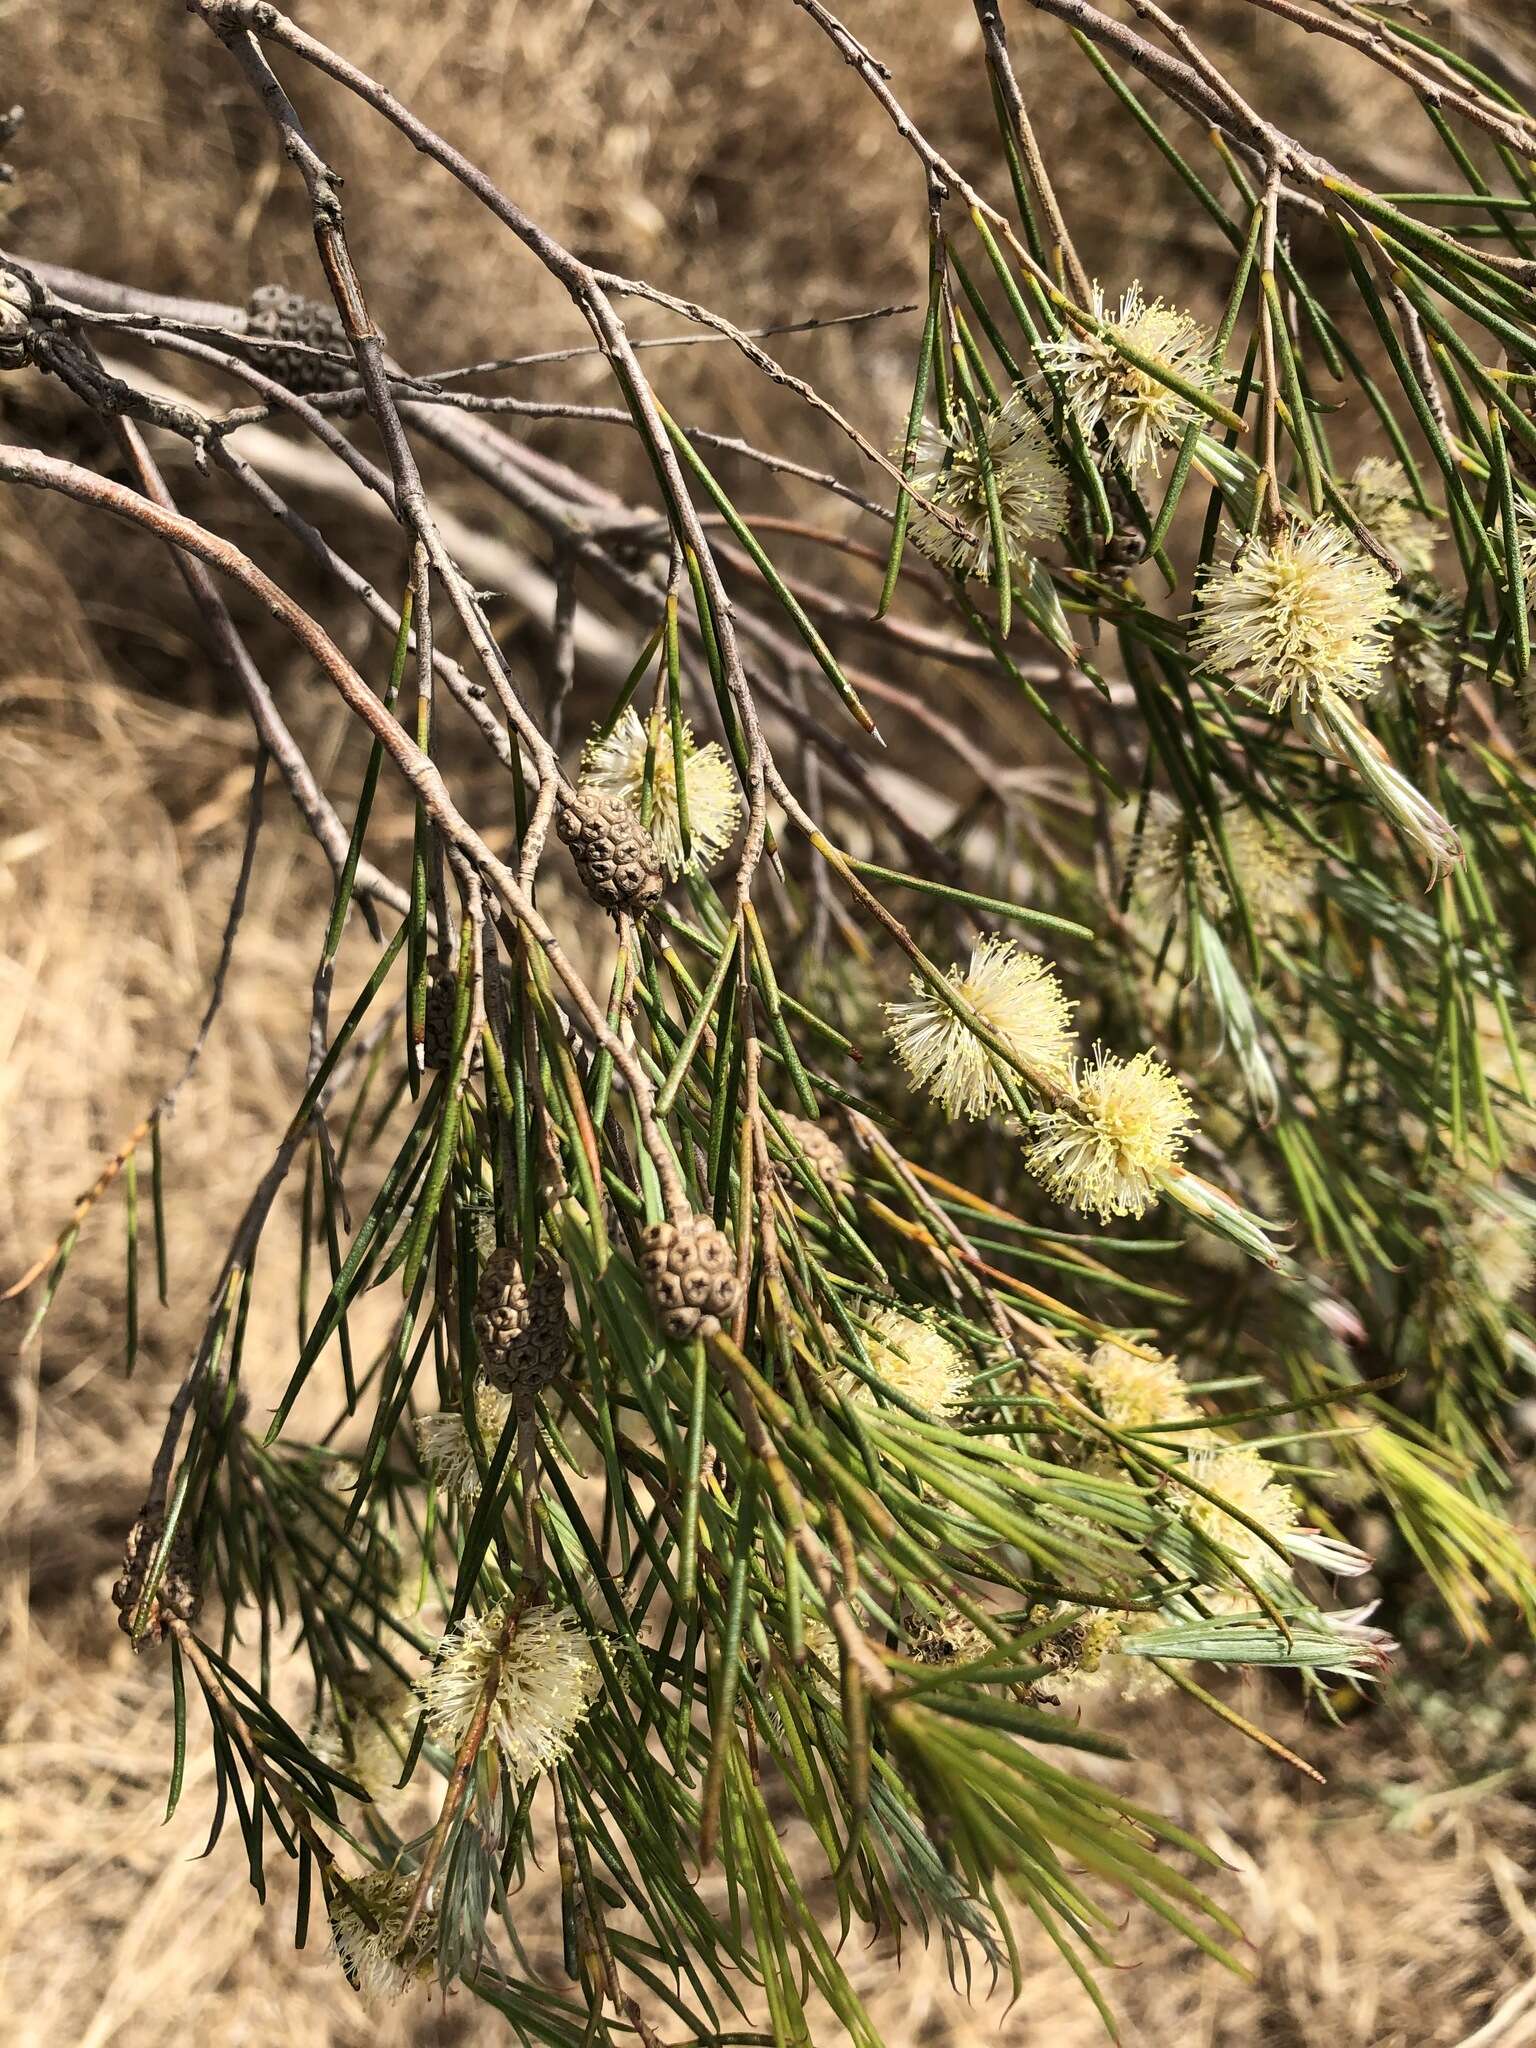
[1181,1443,1301,1580]
[886,935,1076,1120]
[907,388,1070,578]
[416,1599,601,1787]
[1191,519,1456,872]
[579,705,741,877]
[415,1379,513,1504]
[1080,1336,1198,1432]
[848,1306,970,1419]
[1341,455,1438,578]
[1039,281,1218,482]
[329,1869,438,2004]
[1191,517,1398,717]
[1026,1045,1194,1222]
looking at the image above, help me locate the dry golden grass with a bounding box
[5,3,1536,2042]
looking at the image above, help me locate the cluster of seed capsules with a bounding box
[472,1250,571,1401]
[240,285,353,396]
[555,787,664,917]
[111,1508,202,1645]
[467,1213,742,1389]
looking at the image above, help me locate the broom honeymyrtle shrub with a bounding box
[6,0,1536,2038]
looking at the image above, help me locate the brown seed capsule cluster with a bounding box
[419,959,481,1073]
[639,1214,740,1340]
[111,1508,201,1647]
[420,960,457,1071]
[473,1248,569,1398]
[242,284,352,395]
[780,1114,849,1188]
[556,788,663,917]
[0,269,35,370]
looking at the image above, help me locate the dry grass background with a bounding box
[4,3,1536,2042]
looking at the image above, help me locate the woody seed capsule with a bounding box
[420,960,457,1071]
[111,1506,201,1646]
[242,284,353,396]
[639,1213,740,1340]
[473,1247,570,1398]
[555,787,664,917]
[780,1113,849,1188]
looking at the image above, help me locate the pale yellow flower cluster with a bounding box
[329,1868,439,2005]
[415,1378,513,1504]
[578,705,741,876]
[888,940,1193,1223]
[846,1305,971,1418]
[1072,1336,1303,1575]
[1341,456,1438,577]
[1078,1336,1197,1433]
[887,935,1076,1119]
[1192,517,1399,717]
[1026,1047,1194,1222]
[1039,281,1220,483]
[907,389,1070,578]
[417,1599,601,1788]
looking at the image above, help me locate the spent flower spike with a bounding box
[1219,805,1317,937]
[1388,588,1459,708]
[1120,793,1229,929]
[1123,798,1315,939]
[905,1610,996,1667]
[309,1669,413,1798]
[1428,1182,1536,1345]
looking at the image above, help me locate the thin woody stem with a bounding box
[0,445,689,1214]
[973,0,1093,305]
[187,0,774,886]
